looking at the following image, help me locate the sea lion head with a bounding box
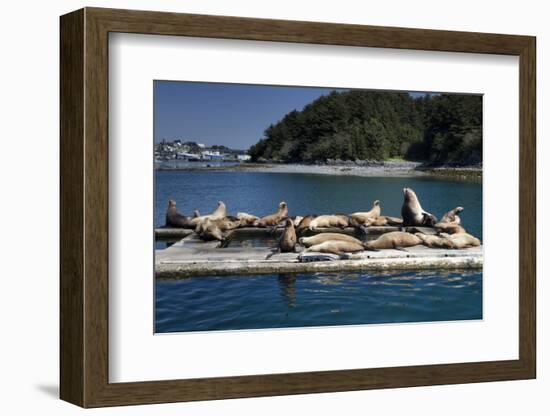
[285,218,294,227]
[279,201,287,209]
[168,199,177,208]
[455,206,464,214]
[373,200,380,206]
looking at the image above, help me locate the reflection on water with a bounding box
[155,270,482,333]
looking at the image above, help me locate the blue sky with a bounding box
[154,81,431,150]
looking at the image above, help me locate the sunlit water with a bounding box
[155,170,482,333]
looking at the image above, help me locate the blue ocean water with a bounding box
[154,171,482,333]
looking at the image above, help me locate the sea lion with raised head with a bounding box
[308,214,349,230]
[440,206,464,224]
[299,233,363,248]
[401,188,438,226]
[257,201,288,227]
[165,199,195,228]
[193,209,201,218]
[190,201,228,226]
[364,231,422,250]
[279,219,297,252]
[237,212,260,227]
[349,200,381,225]
[302,240,364,255]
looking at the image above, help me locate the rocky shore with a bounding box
[156,160,482,180]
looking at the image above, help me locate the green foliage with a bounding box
[248,90,482,165]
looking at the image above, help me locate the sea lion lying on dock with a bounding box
[302,240,365,255]
[296,215,317,235]
[196,216,241,234]
[349,200,381,225]
[165,199,195,228]
[434,222,467,235]
[292,216,304,227]
[401,188,438,226]
[257,201,288,227]
[308,214,349,230]
[237,212,260,227]
[196,218,226,241]
[363,215,403,227]
[416,231,480,249]
[299,233,363,248]
[364,231,422,250]
[279,219,297,252]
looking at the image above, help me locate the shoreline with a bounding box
[156,161,482,180]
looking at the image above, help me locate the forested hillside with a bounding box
[248,90,482,165]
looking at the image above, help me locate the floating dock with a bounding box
[155,226,483,279]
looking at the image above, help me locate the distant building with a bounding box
[238,154,251,161]
[197,143,206,148]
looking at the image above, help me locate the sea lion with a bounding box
[364,215,404,227]
[434,222,467,235]
[296,215,317,235]
[237,212,260,227]
[308,214,350,230]
[302,240,364,255]
[279,219,297,252]
[190,201,228,225]
[364,231,422,250]
[292,216,304,227]
[440,206,464,224]
[197,218,225,241]
[195,216,241,235]
[349,200,381,225]
[299,233,363,248]
[415,232,454,249]
[257,202,288,227]
[165,199,195,228]
[439,232,481,249]
[401,188,438,226]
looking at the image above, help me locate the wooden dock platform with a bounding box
[155,227,483,279]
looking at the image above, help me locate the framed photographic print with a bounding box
[60,7,536,408]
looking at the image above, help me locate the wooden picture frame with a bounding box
[60,7,536,408]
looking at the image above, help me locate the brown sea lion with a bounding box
[195,216,241,235]
[401,188,438,226]
[165,199,195,228]
[296,215,317,235]
[279,219,297,252]
[434,222,467,235]
[364,231,422,250]
[440,206,464,224]
[364,215,404,227]
[257,202,288,227]
[299,233,363,248]
[197,218,225,241]
[292,216,304,227]
[237,212,260,227]
[440,232,481,249]
[190,201,228,225]
[308,214,349,230]
[349,200,381,225]
[415,232,454,248]
[302,240,364,255]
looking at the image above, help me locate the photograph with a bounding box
[153,81,483,333]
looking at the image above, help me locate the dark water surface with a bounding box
[154,171,482,333]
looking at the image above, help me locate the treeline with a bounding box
[248,90,482,165]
